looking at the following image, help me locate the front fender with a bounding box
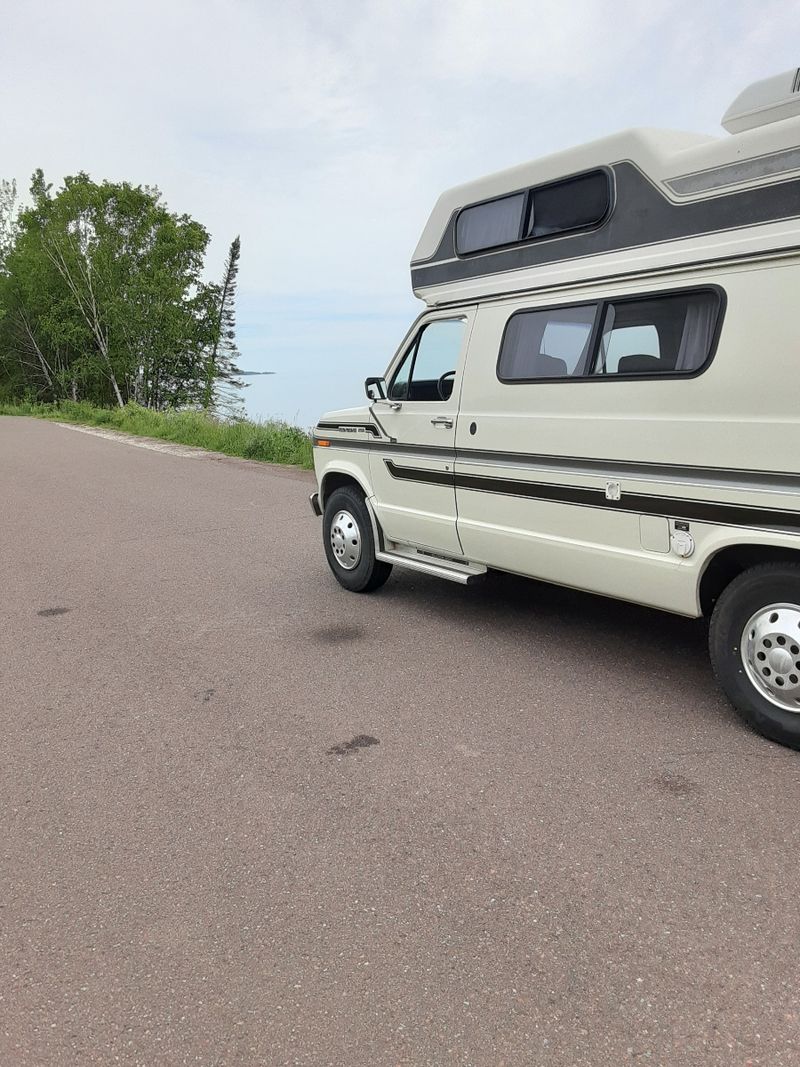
[314,449,375,508]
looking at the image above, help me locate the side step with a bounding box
[375,545,487,585]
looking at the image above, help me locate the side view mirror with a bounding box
[365,376,387,401]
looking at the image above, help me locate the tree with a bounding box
[0,170,229,409]
[0,173,64,400]
[0,180,19,393]
[0,179,18,273]
[203,235,246,416]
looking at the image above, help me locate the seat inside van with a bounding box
[616,353,673,373]
[531,353,568,376]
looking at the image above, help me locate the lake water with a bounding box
[236,293,418,429]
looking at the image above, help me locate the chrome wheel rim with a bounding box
[330,510,361,570]
[741,603,800,713]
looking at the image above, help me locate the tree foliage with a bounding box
[0,171,242,412]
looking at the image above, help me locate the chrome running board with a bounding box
[375,545,487,585]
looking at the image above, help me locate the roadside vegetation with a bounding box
[0,400,314,469]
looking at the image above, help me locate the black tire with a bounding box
[709,563,800,750]
[322,485,392,593]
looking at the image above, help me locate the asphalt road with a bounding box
[2,416,799,1067]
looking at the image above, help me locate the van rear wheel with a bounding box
[322,486,392,593]
[709,563,800,750]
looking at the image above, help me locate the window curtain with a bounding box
[675,296,717,371]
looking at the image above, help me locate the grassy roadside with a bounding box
[0,400,315,469]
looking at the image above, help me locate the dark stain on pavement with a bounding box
[655,772,702,797]
[311,625,364,645]
[37,607,70,617]
[202,688,216,703]
[327,734,380,756]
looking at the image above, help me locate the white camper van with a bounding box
[310,70,800,750]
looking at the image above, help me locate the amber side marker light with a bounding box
[316,439,331,447]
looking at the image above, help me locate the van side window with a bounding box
[388,319,465,401]
[592,291,720,376]
[497,304,597,381]
[496,288,722,384]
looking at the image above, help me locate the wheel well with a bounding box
[320,471,365,508]
[700,544,800,615]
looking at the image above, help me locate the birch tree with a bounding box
[0,179,18,274]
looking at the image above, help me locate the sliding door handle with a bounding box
[430,416,453,429]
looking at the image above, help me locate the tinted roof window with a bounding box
[455,193,525,255]
[528,171,610,238]
[456,171,610,255]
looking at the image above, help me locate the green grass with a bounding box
[0,400,315,469]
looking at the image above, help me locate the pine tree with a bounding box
[204,235,246,416]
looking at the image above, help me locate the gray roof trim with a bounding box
[411,162,800,291]
[666,145,800,196]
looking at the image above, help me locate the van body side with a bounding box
[311,72,800,748]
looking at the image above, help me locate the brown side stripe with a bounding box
[384,460,800,534]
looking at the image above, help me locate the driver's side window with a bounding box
[388,318,465,401]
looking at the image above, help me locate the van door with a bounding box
[369,309,475,555]
[454,284,728,611]
[453,294,690,609]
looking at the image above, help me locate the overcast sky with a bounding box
[2,0,799,424]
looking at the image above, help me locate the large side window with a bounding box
[388,319,466,402]
[497,304,597,381]
[497,288,721,384]
[592,291,720,376]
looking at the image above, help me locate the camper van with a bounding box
[310,70,800,751]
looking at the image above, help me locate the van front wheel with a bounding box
[322,486,392,593]
[709,563,800,750]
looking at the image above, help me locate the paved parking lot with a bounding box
[2,417,799,1066]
